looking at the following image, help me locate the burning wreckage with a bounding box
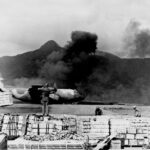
[11,83,85,104]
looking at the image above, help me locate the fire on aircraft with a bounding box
[11,83,85,104]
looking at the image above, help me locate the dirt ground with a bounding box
[0,97,150,117]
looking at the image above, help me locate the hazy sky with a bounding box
[0,0,150,57]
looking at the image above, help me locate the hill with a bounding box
[0,40,150,104]
[0,40,62,80]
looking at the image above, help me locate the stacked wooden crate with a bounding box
[7,137,86,150]
[1,114,26,137]
[124,117,150,147]
[110,138,122,149]
[50,114,77,132]
[0,91,13,106]
[25,114,77,136]
[110,117,130,139]
[29,120,63,136]
[110,117,150,147]
[7,114,86,150]
[77,116,110,141]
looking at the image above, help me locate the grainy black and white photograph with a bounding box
[0,0,150,149]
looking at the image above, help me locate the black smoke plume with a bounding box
[124,20,150,58]
[62,31,98,88]
[40,31,110,96]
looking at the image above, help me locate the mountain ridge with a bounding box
[0,40,150,104]
[0,40,150,83]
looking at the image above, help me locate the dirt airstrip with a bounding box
[0,97,150,117]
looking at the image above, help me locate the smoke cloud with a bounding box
[39,31,111,96]
[10,77,45,88]
[39,31,134,99]
[123,20,150,58]
[40,50,69,87]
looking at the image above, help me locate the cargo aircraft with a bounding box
[11,83,85,104]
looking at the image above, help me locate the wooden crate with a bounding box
[7,137,86,150]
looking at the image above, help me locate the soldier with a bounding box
[95,107,103,116]
[133,106,141,117]
[39,83,57,116]
[41,92,49,116]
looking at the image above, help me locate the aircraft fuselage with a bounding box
[11,85,85,104]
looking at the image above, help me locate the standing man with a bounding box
[39,83,57,116]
